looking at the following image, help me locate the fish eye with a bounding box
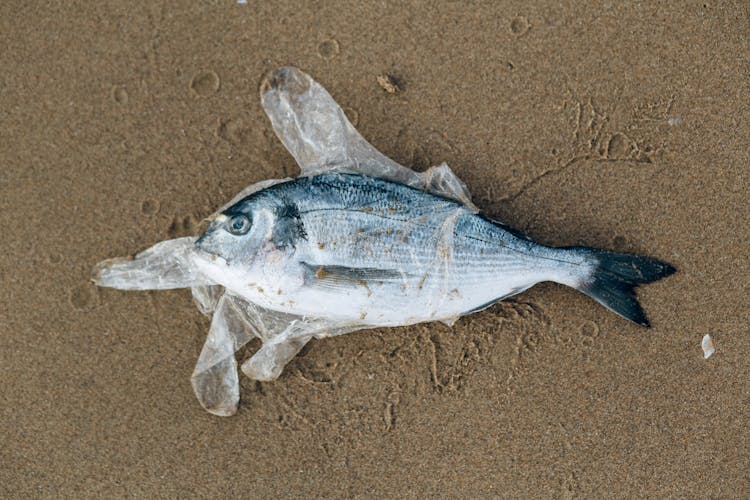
[226,214,251,235]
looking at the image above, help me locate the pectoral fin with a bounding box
[300,262,406,292]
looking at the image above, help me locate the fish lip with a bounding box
[194,232,210,248]
[192,243,228,266]
[195,214,227,248]
[193,236,219,258]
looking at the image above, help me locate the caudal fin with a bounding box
[571,248,676,327]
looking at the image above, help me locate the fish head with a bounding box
[195,195,275,270]
[194,190,306,294]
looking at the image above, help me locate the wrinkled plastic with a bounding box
[701,334,715,359]
[92,237,210,290]
[93,67,477,416]
[191,293,365,414]
[261,67,477,211]
[191,284,224,316]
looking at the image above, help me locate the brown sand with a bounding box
[2,1,749,497]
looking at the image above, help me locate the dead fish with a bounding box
[93,67,675,416]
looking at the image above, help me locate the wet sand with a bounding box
[2,1,748,497]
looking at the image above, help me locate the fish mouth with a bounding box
[195,214,227,256]
[192,241,229,267]
[194,232,211,249]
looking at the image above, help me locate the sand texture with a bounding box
[1,1,749,497]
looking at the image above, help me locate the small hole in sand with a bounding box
[182,215,195,232]
[190,70,220,97]
[111,86,128,104]
[317,39,340,60]
[141,198,160,216]
[607,133,631,159]
[217,118,250,143]
[70,284,97,310]
[510,16,530,36]
[580,320,599,338]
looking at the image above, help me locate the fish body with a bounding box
[195,173,592,326]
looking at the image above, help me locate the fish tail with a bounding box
[564,247,676,327]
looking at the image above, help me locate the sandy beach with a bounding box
[1,1,748,497]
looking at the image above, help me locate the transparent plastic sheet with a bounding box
[191,294,364,415]
[191,294,253,416]
[260,67,478,211]
[93,66,478,415]
[92,237,210,290]
[236,306,363,381]
[191,285,224,316]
